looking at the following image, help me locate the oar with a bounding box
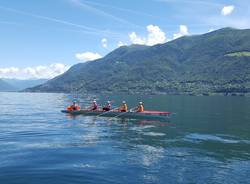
[109,106,137,120]
[96,106,119,117]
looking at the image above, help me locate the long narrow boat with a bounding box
[61,109,171,121]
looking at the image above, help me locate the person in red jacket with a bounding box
[67,101,81,111]
[136,102,144,112]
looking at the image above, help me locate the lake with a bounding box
[0,92,250,184]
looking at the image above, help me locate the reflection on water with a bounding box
[0,92,250,184]
[137,145,165,167]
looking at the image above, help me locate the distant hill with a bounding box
[2,79,47,91]
[0,79,16,91]
[26,28,250,96]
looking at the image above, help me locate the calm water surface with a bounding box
[0,92,250,184]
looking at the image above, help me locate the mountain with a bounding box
[26,28,250,95]
[2,79,47,91]
[0,79,16,91]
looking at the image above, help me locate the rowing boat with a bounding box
[61,110,171,120]
[61,109,171,121]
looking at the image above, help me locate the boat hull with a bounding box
[61,110,171,121]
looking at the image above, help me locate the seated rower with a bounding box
[136,102,144,112]
[119,101,128,112]
[90,100,98,111]
[67,101,81,111]
[103,101,111,111]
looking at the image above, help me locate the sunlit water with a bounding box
[0,92,250,184]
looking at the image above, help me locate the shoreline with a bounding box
[2,90,250,97]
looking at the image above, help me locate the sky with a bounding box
[0,0,249,79]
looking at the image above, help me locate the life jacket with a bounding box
[67,105,81,111]
[120,104,128,112]
[67,106,73,111]
[137,105,144,112]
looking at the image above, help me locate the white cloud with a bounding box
[101,38,108,48]
[173,25,189,39]
[0,63,70,79]
[129,25,166,46]
[221,5,235,16]
[146,25,166,46]
[75,52,102,62]
[208,28,215,32]
[117,41,127,47]
[129,32,146,45]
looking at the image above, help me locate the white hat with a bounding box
[139,102,143,104]
[122,101,126,103]
[107,101,111,103]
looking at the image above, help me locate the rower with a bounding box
[67,101,81,111]
[103,101,111,111]
[90,99,98,111]
[136,102,144,112]
[119,101,128,112]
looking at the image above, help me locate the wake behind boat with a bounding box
[61,109,171,121]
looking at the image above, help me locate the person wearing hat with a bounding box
[103,101,111,111]
[90,99,98,111]
[136,102,144,112]
[67,101,81,111]
[119,101,128,112]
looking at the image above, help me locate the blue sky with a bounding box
[0,0,249,79]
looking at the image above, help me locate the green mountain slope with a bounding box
[26,28,250,95]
